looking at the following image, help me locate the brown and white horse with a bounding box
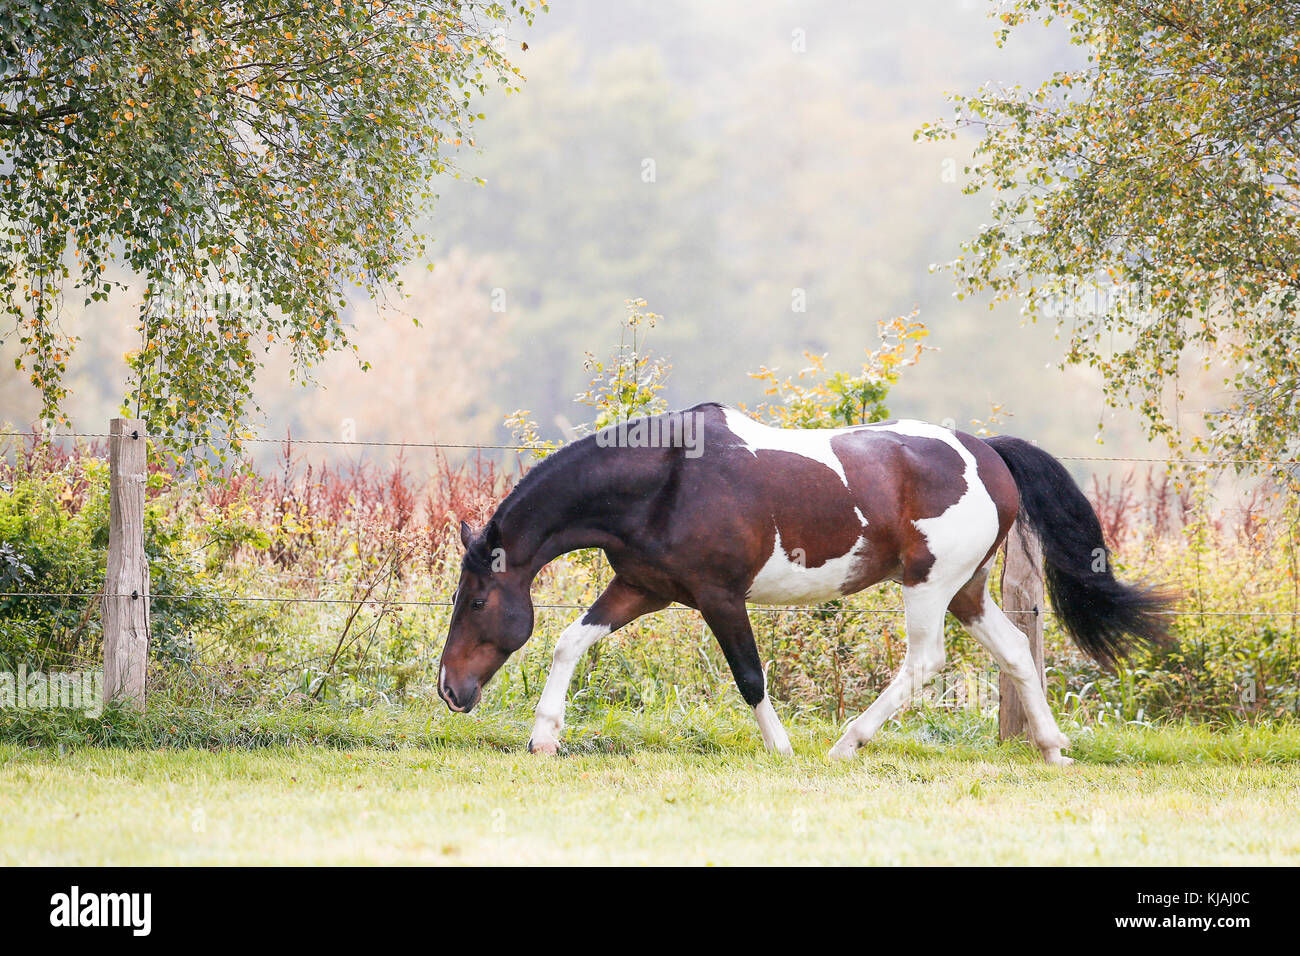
[438,403,1173,764]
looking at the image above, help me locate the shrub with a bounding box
[0,432,226,669]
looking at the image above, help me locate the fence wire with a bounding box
[7,427,1300,621]
[22,429,1300,467]
[3,591,1299,619]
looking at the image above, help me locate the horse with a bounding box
[437,403,1174,764]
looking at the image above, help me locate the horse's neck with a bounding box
[496,444,649,579]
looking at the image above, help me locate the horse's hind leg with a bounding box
[828,582,950,759]
[528,576,667,755]
[948,570,1072,766]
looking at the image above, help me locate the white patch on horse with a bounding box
[866,420,1000,587]
[747,528,865,604]
[721,407,857,488]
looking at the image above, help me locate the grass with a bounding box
[3,707,1299,865]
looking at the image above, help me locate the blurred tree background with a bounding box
[926,0,1300,462]
[0,0,534,449]
[3,0,1171,462]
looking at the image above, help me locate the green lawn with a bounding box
[3,714,1298,865]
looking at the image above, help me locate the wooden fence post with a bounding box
[103,418,150,709]
[998,520,1045,740]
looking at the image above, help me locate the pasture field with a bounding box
[2,712,1298,866]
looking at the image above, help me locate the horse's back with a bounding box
[706,406,1013,519]
[691,407,1018,599]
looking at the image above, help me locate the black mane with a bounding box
[461,539,498,575]
[461,432,598,573]
[497,404,724,514]
[462,404,725,573]
[500,432,596,510]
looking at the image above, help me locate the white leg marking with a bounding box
[529,619,610,755]
[829,583,950,758]
[962,590,1072,766]
[754,694,793,755]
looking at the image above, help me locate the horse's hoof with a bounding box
[826,739,859,761]
[1041,749,1074,767]
[527,736,559,756]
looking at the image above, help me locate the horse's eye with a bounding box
[471,598,486,611]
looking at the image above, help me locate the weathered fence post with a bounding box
[103,418,150,709]
[998,521,1045,740]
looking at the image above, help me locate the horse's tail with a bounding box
[983,435,1177,668]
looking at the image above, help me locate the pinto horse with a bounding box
[438,403,1173,764]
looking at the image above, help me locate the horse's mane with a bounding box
[462,433,596,572]
[462,404,725,572]
[503,433,593,507]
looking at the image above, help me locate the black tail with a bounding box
[984,435,1177,668]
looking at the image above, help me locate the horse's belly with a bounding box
[745,530,863,605]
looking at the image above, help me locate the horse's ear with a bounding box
[459,519,473,549]
[484,518,502,551]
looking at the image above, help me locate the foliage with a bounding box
[920,0,1300,460]
[573,297,670,430]
[0,0,539,450]
[1051,470,1300,724]
[0,431,221,667]
[746,313,929,428]
[0,447,107,665]
[418,15,1061,452]
[507,297,670,452]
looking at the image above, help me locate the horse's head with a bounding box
[437,519,535,713]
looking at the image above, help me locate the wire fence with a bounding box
[3,591,1299,619]
[22,428,1300,466]
[6,425,1300,621]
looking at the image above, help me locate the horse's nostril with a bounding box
[438,677,458,709]
[439,679,478,713]
[438,666,458,707]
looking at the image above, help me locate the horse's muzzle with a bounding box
[438,675,481,713]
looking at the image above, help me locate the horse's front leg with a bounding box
[528,576,668,755]
[698,592,793,755]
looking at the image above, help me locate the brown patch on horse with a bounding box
[833,429,970,588]
[744,450,865,569]
[946,567,990,623]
